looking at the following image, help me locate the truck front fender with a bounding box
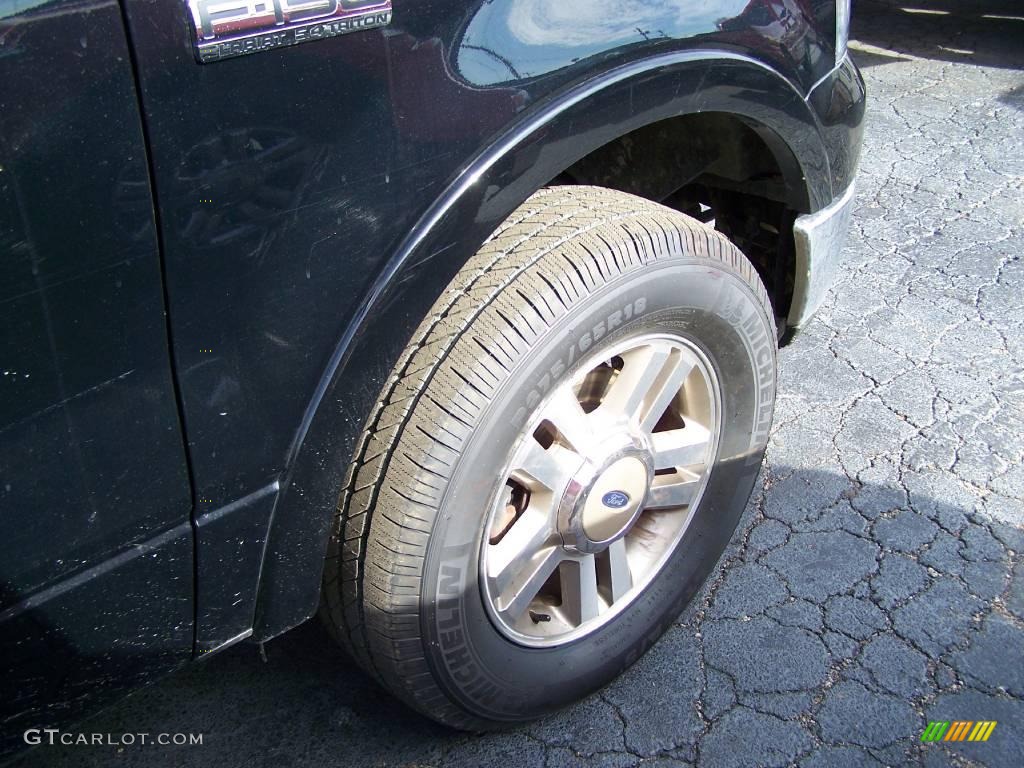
[253,49,831,641]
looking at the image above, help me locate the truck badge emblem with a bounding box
[186,0,392,63]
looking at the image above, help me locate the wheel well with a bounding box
[554,112,808,338]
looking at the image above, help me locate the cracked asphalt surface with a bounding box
[14,2,1024,766]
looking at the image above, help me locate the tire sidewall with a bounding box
[420,256,776,722]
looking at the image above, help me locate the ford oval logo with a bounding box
[601,491,631,509]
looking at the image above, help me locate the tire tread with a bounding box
[321,186,774,728]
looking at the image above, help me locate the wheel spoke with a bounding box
[513,440,573,492]
[650,424,711,470]
[542,385,593,452]
[600,345,671,420]
[646,472,702,509]
[487,506,556,594]
[494,545,563,623]
[639,351,695,433]
[604,538,632,602]
[560,554,600,625]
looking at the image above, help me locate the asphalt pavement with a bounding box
[13,1,1024,766]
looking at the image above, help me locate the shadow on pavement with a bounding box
[8,465,1023,768]
[851,0,1024,71]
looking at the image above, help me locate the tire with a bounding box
[321,185,777,729]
